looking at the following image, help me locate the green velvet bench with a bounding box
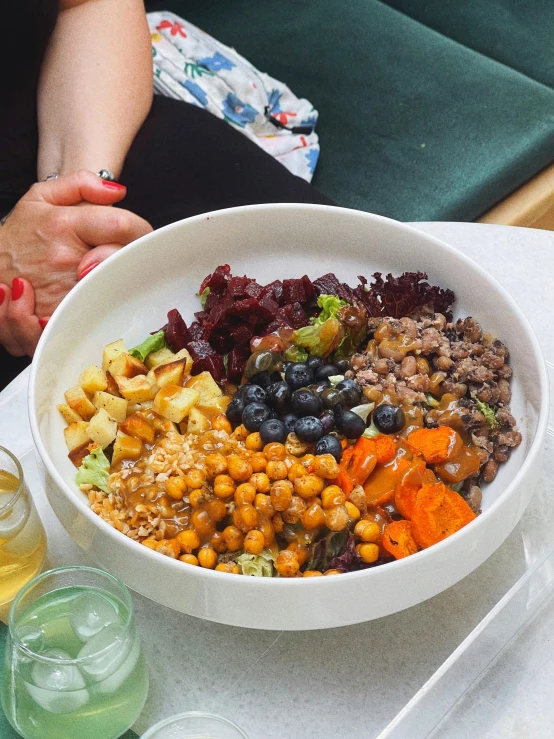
[145,0,554,224]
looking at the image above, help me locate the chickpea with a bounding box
[345,501,361,521]
[206,498,227,522]
[165,476,187,500]
[213,474,236,499]
[210,531,227,553]
[324,505,349,531]
[300,454,316,472]
[227,455,253,482]
[282,495,307,524]
[303,570,323,577]
[191,508,216,537]
[356,543,379,563]
[222,525,244,551]
[349,486,367,515]
[234,503,259,532]
[250,472,271,493]
[324,569,342,576]
[244,529,265,555]
[245,432,264,451]
[156,539,181,558]
[141,538,158,550]
[313,454,340,479]
[294,474,325,500]
[254,493,275,518]
[189,488,210,508]
[270,480,294,511]
[275,549,300,577]
[179,553,199,566]
[272,512,284,534]
[266,460,288,481]
[212,414,232,434]
[301,502,325,530]
[232,424,249,441]
[234,482,257,506]
[287,463,307,482]
[204,453,228,480]
[321,485,346,509]
[264,442,287,461]
[198,547,218,569]
[215,562,240,574]
[354,520,380,543]
[250,453,267,473]
[287,541,309,566]
[257,518,275,546]
[176,529,200,553]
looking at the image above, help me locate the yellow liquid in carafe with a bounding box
[0,470,46,610]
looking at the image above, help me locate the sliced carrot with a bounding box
[411,481,476,549]
[435,445,480,484]
[394,459,427,521]
[373,435,397,465]
[382,520,419,559]
[407,427,462,465]
[363,455,411,506]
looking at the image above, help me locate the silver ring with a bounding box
[97,169,115,181]
[44,173,59,181]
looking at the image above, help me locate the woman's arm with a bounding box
[37,0,153,180]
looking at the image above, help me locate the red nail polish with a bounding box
[0,288,4,307]
[39,318,49,330]
[79,263,99,280]
[11,278,24,301]
[102,181,126,191]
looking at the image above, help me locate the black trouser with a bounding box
[0,96,333,389]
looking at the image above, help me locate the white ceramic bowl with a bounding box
[30,204,548,630]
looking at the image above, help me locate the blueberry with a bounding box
[290,389,323,417]
[241,384,267,406]
[334,406,365,439]
[321,387,347,410]
[314,364,340,381]
[335,382,361,408]
[242,402,272,432]
[250,371,276,389]
[280,413,299,434]
[315,435,343,462]
[226,396,245,427]
[284,362,314,390]
[294,416,324,443]
[307,356,324,372]
[319,410,335,434]
[335,359,351,373]
[373,404,405,434]
[308,379,331,395]
[259,418,287,445]
[265,381,291,413]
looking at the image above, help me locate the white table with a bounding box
[2,223,553,739]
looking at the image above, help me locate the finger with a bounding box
[6,278,42,357]
[76,244,122,279]
[24,170,127,207]
[68,205,152,247]
[0,282,20,356]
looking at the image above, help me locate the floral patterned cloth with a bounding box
[148,12,320,181]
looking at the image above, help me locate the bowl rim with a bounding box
[28,203,550,587]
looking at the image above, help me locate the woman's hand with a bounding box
[0,278,44,357]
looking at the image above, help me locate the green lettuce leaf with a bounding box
[75,446,110,493]
[292,294,349,357]
[236,549,276,577]
[475,399,499,429]
[129,330,165,362]
[311,294,347,325]
[198,287,210,309]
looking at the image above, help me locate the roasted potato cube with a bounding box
[111,434,143,467]
[185,371,221,404]
[145,347,175,369]
[57,403,82,424]
[105,372,121,397]
[172,348,193,375]
[92,391,128,423]
[197,395,231,419]
[79,364,108,394]
[114,375,155,403]
[154,385,199,423]
[153,358,187,389]
[119,412,155,444]
[187,406,211,434]
[69,442,93,468]
[108,352,147,379]
[64,421,91,452]
[64,385,96,421]
[86,409,118,448]
[102,339,127,372]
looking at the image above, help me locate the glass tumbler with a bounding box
[141,712,249,738]
[0,446,46,619]
[1,565,149,739]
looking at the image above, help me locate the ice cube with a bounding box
[26,648,89,714]
[78,624,130,682]
[17,626,45,654]
[96,635,141,694]
[69,591,119,642]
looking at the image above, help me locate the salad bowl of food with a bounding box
[29,204,548,630]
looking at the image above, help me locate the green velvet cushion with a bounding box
[146,0,554,221]
[382,0,554,90]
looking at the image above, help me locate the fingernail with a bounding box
[11,278,24,301]
[39,318,49,330]
[78,263,99,280]
[102,181,126,191]
[0,288,4,307]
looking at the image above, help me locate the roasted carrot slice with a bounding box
[411,481,476,549]
[407,427,462,465]
[394,459,429,520]
[435,446,481,484]
[373,435,397,465]
[363,455,411,507]
[382,520,419,559]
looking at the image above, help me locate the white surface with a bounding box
[27,204,548,630]
[2,221,553,738]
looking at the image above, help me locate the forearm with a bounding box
[37,0,153,180]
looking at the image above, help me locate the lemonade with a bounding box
[2,576,149,739]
